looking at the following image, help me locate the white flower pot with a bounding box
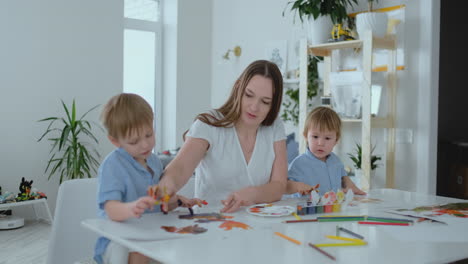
[354,169,376,191]
[307,15,333,45]
[356,12,388,39]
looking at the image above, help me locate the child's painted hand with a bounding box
[128,196,156,218]
[295,182,315,195]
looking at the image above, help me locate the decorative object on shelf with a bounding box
[38,100,101,184]
[265,40,287,76]
[283,0,358,45]
[281,55,322,126]
[222,45,242,60]
[356,0,388,39]
[330,24,355,42]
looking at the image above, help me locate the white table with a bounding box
[0,198,53,223]
[82,189,468,264]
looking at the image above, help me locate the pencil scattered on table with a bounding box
[326,235,364,243]
[283,219,318,223]
[274,232,302,245]
[336,226,364,240]
[358,221,411,226]
[308,243,336,261]
[314,241,367,247]
[292,212,302,220]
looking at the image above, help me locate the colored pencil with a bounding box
[318,218,365,222]
[337,226,364,240]
[292,212,302,220]
[274,232,302,245]
[283,219,318,223]
[308,243,336,261]
[366,216,414,223]
[358,221,410,226]
[326,235,364,243]
[314,241,367,247]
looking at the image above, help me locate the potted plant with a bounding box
[348,142,382,170]
[355,0,388,39]
[283,0,358,45]
[37,100,101,184]
[347,142,381,189]
[282,55,322,126]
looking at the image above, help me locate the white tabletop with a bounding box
[82,189,468,264]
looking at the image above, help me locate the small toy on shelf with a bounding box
[15,177,47,202]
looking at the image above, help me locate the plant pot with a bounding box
[354,169,376,191]
[307,15,333,45]
[356,12,388,39]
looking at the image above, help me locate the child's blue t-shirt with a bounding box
[288,148,346,196]
[94,148,163,264]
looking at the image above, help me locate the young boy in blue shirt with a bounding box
[286,106,365,196]
[95,93,201,264]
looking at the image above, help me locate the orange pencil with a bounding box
[274,232,302,245]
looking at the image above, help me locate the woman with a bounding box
[157,60,287,213]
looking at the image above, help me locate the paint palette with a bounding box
[247,203,295,217]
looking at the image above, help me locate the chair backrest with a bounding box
[47,178,98,264]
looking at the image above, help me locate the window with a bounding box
[123,0,162,151]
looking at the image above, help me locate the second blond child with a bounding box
[286,107,365,196]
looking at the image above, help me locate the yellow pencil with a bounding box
[314,241,367,247]
[292,212,302,220]
[274,232,302,245]
[326,235,365,243]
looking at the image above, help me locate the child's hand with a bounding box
[349,186,366,195]
[127,196,156,218]
[295,182,315,195]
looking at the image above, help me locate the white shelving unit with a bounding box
[298,31,397,191]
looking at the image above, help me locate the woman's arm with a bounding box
[157,136,209,198]
[221,139,288,212]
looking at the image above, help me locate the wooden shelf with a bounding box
[298,31,398,191]
[308,35,397,57]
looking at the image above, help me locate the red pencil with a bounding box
[283,219,318,223]
[358,221,410,226]
[308,243,336,261]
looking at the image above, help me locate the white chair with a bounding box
[47,178,99,264]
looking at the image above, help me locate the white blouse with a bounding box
[186,113,286,206]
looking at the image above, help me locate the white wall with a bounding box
[161,0,212,150]
[0,0,122,216]
[209,0,439,193]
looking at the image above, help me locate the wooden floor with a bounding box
[0,220,50,264]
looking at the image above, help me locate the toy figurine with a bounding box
[16,177,34,201]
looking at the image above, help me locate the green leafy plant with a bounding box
[367,0,379,12]
[283,0,358,25]
[38,100,101,183]
[347,143,382,170]
[281,55,322,126]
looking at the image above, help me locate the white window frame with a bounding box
[124,4,163,152]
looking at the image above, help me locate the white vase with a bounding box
[354,169,376,191]
[356,12,388,39]
[307,15,333,45]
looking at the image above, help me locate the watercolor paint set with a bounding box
[296,189,353,216]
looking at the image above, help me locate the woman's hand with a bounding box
[221,187,257,213]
